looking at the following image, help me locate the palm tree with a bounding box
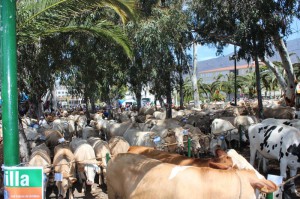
[198,76,222,101]
[16,0,137,117]
[17,0,137,56]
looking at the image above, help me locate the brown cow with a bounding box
[107,153,277,199]
[128,146,232,169]
[53,143,77,199]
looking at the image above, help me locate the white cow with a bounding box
[123,129,157,147]
[87,137,111,185]
[82,126,98,140]
[262,118,300,130]
[70,138,100,192]
[145,119,186,149]
[106,121,133,139]
[249,123,300,181]
[210,118,247,152]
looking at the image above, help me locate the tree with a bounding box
[16,0,137,116]
[189,0,300,111]
[127,2,190,117]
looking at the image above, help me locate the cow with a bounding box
[183,124,210,156]
[127,146,233,169]
[108,136,130,156]
[106,121,133,140]
[210,118,247,151]
[87,137,111,185]
[263,106,296,119]
[28,143,51,196]
[40,129,65,157]
[70,138,100,192]
[261,118,300,130]
[106,153,277,199]
[53,143,77,199]
[249,123,300,178]
[82,126,98,140]
[249,123,300,194]
[74,115,87,137]
[145,119,186,151]
[123,129,157,147]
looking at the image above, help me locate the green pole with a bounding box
[187,138,191,157]
[1,0,20,166]
[106,153,111,163]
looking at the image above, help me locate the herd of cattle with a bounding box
[0,99,300,198]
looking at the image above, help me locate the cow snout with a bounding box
[195,146,201,151]
[86,180,94,186]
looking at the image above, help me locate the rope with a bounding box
[279,174,300,186]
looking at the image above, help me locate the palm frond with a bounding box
[17,0,136,57]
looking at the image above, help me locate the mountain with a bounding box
[197,38,300,73]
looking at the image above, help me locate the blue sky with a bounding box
[197,19,300,61]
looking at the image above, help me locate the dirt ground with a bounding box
[46,174,108,199]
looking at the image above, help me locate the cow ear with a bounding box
[208,162,231,170]
[251,180,278,193]
[215,149,226,157]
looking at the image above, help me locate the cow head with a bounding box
[208,149,233,169]
[56,176,76,198]
[171,127,185,149]
[83,164,100,185]
[189,134,201,152]
[245,171,278,194]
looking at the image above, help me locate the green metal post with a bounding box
[187,138,191,157]
[106,153,111,163]
[1,0,20,166]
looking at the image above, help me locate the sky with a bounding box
[197,19,300,61]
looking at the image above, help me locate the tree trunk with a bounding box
[262,56,287,92]
[134,84,142,111]
[84,92,90,120]
[272,34,296,107]
[166,73,172,119]
[90,96,96,113]
[179,71,184,109]
[254,50,264,119]
[191,41,201,109]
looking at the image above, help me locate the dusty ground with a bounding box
[46,174,108,199]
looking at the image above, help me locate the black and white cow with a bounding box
[249,123,300,180]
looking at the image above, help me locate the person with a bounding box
[296,82,300,111]
[103,109,109,119]
[39,116,47,127]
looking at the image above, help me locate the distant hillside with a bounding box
[197,38,300,73]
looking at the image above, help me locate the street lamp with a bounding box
[229,45,237,106]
